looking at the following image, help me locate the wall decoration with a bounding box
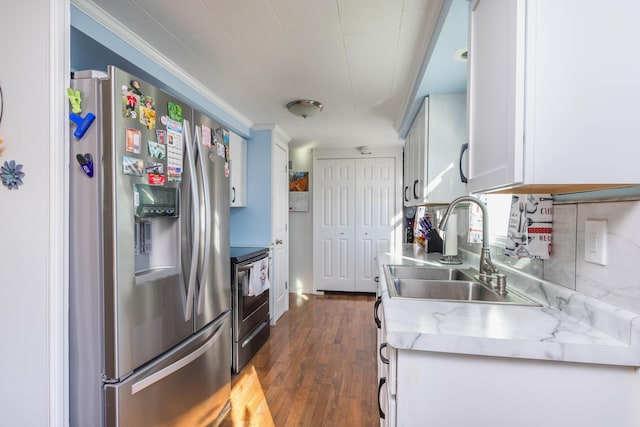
[0,86,26,189]
[1,160,25,190]
[0,83,4,157]
[289,171,309,212]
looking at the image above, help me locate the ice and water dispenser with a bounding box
[133,184,180,284]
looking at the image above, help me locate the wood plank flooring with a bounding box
[220,292,378,427]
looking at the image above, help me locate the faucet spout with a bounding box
[439,196,499,284]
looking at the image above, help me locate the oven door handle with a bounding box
[237,256,269,273]
[238,264,253,273]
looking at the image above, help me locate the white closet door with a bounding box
[313,159,356,291]
[355,157,396,292]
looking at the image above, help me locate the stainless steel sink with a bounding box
[393,279,504,302]
[384,265,540,306]
[385,266,475,281]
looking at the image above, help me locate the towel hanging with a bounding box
[505,194,553,259]
[247,258,270,297]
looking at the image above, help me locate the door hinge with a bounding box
[285,281,288,289]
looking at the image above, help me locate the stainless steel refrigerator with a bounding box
[69,66,231,427]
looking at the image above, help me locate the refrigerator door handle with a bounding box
[194,126,211,315]
[130,320,226,395]
[182,119,199,321]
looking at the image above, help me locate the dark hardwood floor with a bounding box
[221,292,378,426]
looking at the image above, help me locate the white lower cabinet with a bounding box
[377,344,636,426]
[375,295,396,427]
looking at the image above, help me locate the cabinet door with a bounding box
[313,159,356,291]
[355,158,396,292]
[521,0,640,185]
[467,0,525,193]
[402,132,412,206]
[229,133,247,207]
[424,94,468,204]
[412,102,426,203]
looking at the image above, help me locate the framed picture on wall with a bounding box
[289,171,309,212]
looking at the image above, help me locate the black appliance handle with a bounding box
[378,377,387,420]
[379,343,389,364]
[459,143,469,183]
[374,296,382,329]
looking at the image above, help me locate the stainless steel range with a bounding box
[230,247,271,374]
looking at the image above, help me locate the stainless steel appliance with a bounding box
[230,247,271,374]
[69,66,232,426]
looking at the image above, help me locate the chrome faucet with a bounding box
[439,196,501,286]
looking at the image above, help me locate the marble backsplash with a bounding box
[426,199,640,315]
[548,200,640,314]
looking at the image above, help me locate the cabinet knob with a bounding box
[275,239,283,245]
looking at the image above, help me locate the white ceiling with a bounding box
[78,0,447,149]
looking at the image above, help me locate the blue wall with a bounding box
[70,5,251,139]
[230,129,273,246]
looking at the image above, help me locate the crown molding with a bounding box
[252,124,291,145]
[71,0,253,130]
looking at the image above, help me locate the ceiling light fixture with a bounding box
[453,47,468,62]
[286,99,323,119]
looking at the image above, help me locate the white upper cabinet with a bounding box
[229,132,247,207]
[403,94,468,206]
[468,0,640,194]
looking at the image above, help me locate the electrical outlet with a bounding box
[584,219,607,265]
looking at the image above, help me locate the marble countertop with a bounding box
[379,245,640,366]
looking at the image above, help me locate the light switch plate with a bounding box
[584,219,607,265]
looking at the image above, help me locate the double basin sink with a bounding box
[384,265,540,306]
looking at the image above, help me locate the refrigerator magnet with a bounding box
[122,156,144,177]
[130,80,142,96]
[225,162,230,178]
[148,141,166,160]
[216,142,225,158]
[125,128,142,154]
[156,129,166,144]
[121,85,140,119]
[76,153,94,178]
[145,161,164,175]
[201,125,212,147]
[138,96,156,130]
[167,166,182,183]
[167,102,183,122]
[147,173,165,185]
